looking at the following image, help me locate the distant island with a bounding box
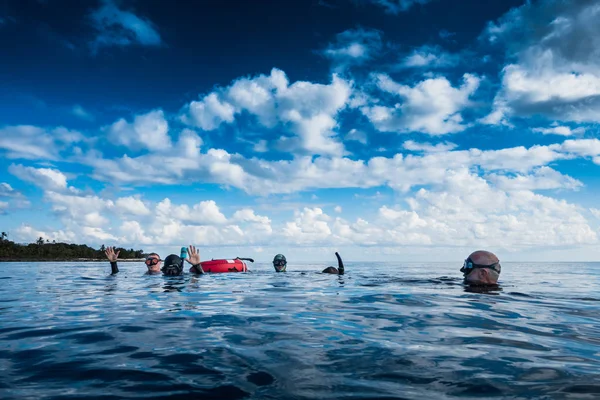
[0,232,144,262]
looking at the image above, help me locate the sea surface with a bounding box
[1,261,599,399]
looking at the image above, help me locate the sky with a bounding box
[1,0,600,262]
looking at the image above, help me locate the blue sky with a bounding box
[1,0,600,262]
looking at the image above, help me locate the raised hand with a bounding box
[105,246,120,262]
[186,245,201,265]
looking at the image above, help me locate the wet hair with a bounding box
[146,252,160,259]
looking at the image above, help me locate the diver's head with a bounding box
[273,254,287,272]
[144,253,162,273]
[161,254,184,276]
[322,266,338,274]
[461,250,501,285]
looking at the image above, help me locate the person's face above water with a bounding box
[145,254,162,273]
[273,260,286,272]
[461,250,500,285]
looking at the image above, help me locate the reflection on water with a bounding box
[1,261,600,399]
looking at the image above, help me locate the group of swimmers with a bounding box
[105,246,501,286]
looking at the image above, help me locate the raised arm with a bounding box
[186,245,204,274]
[335,252,344,275]
[105,246,120,275]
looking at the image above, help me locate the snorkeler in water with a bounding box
[272,254,287,272]
[322,252,344,275]
[460,250,501,285]
[271,252,344,275]
[105,245,203,276]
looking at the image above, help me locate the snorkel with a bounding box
[180,247,188,264]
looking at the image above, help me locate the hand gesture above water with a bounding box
[105,246,120,262]
[186,245,201,265]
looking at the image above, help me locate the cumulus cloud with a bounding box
[106,109,171,151]
[115,196,151,216]
[82,136,600,195]
[90,0,162,51]
[283,208,332,244]
[483,0,600,125]
[9,164,69,191]
[181,68,352,156]
[361,73,480,135]
[12,165,598,252]
[321,28,383,70]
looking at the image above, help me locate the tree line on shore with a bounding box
[0,231,144,261]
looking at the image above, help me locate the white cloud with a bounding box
[252,140,268,153]
[533,126,585,136]
[363,0,433,14]
[81,226,118,241]
[361,73,480,135]
[155,199,228,225]
[46,191,115,222]
[13,170,599,254]
[90,0,162,51]
[0,182,30,210]
[14,225,77,243]
[487,166,583,191]
[400,45,460,69]
[107,109,171,151]
[72,105,94,121]
[403,140,457,153]
[0,183,18,197]
[181,68,352,156]
[558,139,600,159]
[483,0,600,124]
[184,93,236,131]
[0,126,58,160]
[115,196,150,216]
[53,127,85,144]
[9,164,68,191]
[591,208,600,219]
[84,138,599,196]
[321,28,383,70]
[0,125,85,161]
[345,129,367,144]
[283,208,332,244]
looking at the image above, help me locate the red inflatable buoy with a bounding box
[197,259,248,273]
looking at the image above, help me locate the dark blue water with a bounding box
[1,261,599,399]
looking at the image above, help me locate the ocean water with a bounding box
[1,261,599,399]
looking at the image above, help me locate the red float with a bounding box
[196,258,249,273]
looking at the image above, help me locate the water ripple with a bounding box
[1,261,600,399]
